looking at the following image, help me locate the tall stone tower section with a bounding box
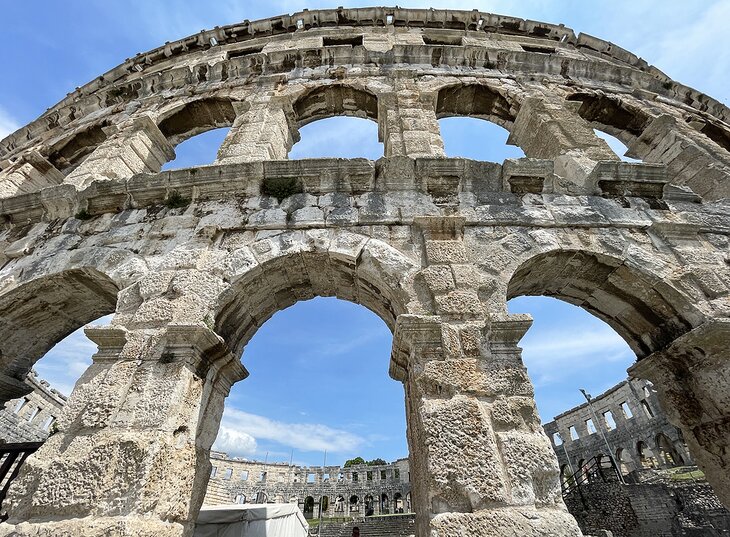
[0,7,728,537]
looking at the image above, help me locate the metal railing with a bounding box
[562,455,621,499]
[0,442,43,521]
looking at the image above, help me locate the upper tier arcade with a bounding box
[1,6,729,206]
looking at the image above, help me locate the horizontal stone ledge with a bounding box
[0,157,696,227]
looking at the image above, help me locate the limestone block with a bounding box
[430,506,582,537]
[424,241,469,265]
[418,395,509,510]
[495,430,563,506]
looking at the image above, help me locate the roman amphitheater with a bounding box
[0,6,728,537]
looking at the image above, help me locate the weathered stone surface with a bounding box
[0,6,729,537]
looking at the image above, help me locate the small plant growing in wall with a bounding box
[74,208,92,220]
[262,177,303,203]
[165,190,190,209]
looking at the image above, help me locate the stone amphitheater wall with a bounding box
[0,7,728,537]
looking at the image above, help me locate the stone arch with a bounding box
[615,447,631,475]
[656,432,683,466]
[566,92,652,148]
[293,84,379,128]
[637,440,657,469]
[506,248,704,359]
[213,232,421,358]
[157,97,238,147]
[46,122,110,175]
[435,83,517,129]
[0,268,119,403]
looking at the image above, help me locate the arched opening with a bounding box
[290,85,382,159]
[303,496,315,518]
[393,492,403,513]
[438,117,525,162]
[294,85,378,128]
[364,494,374,516]
[593,129,642,163]
[436,84,521,162]
[205,240,414,522]
[507,250,701,359]
[161,127,230,170]
[380,493,389,514]
[637,441,657,469]
[349,495,359,514]
[320,495,329,513]
[158,98,237,147]
[289,117,382,159]
[656,433,683,466]
[615,448,631,476]
[0,269,119,405]
[47,123,110,175]
[566,93,650,152]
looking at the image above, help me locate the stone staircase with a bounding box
[317,514,415,537]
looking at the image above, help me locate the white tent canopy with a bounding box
[194,504,309,537]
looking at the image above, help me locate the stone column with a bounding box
[66,115,175,188]
[629,319,730,508]
[215,98,298,163]
[1,323,247,537]
[380,86,445,158]
[508,97,618,192]
[390,216,582,537]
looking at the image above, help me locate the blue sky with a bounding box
[5,1,729,467]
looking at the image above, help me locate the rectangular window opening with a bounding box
[394,468,400,479]
[223,468,233,480]
[603,411,617,430]
[620,402,633,419]
[323,35,364,47]
[585,418,597,435]
[520,44,556,54]
[307,473,315,483]
[380,470,387,480]
[569,425,579,440]
[211,467,218,478]
[367,471,373,481]
[422,34,463,46]
[323,473,330,482]
[26,407,40,422]
[240,470,249,481]
[553,432,563,446]
[13,398,28,415]
[641,400,655,418]
[227,46,265,59]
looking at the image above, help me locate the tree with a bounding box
[367,458,386,466]
[344,457,365,467]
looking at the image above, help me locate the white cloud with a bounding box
[0,107,19,140]
[213,427,258,457]
[215,407,365,454]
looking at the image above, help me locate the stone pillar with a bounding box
[215,98,298,163]
[629,319,730,508]
[1,323,247,537]
[508,97,618,192]
[390,216,582,537]
[380,86,445,158]
[66,115,175,189]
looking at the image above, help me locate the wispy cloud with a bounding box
[215,407,365,455]
[521,327,633,387]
